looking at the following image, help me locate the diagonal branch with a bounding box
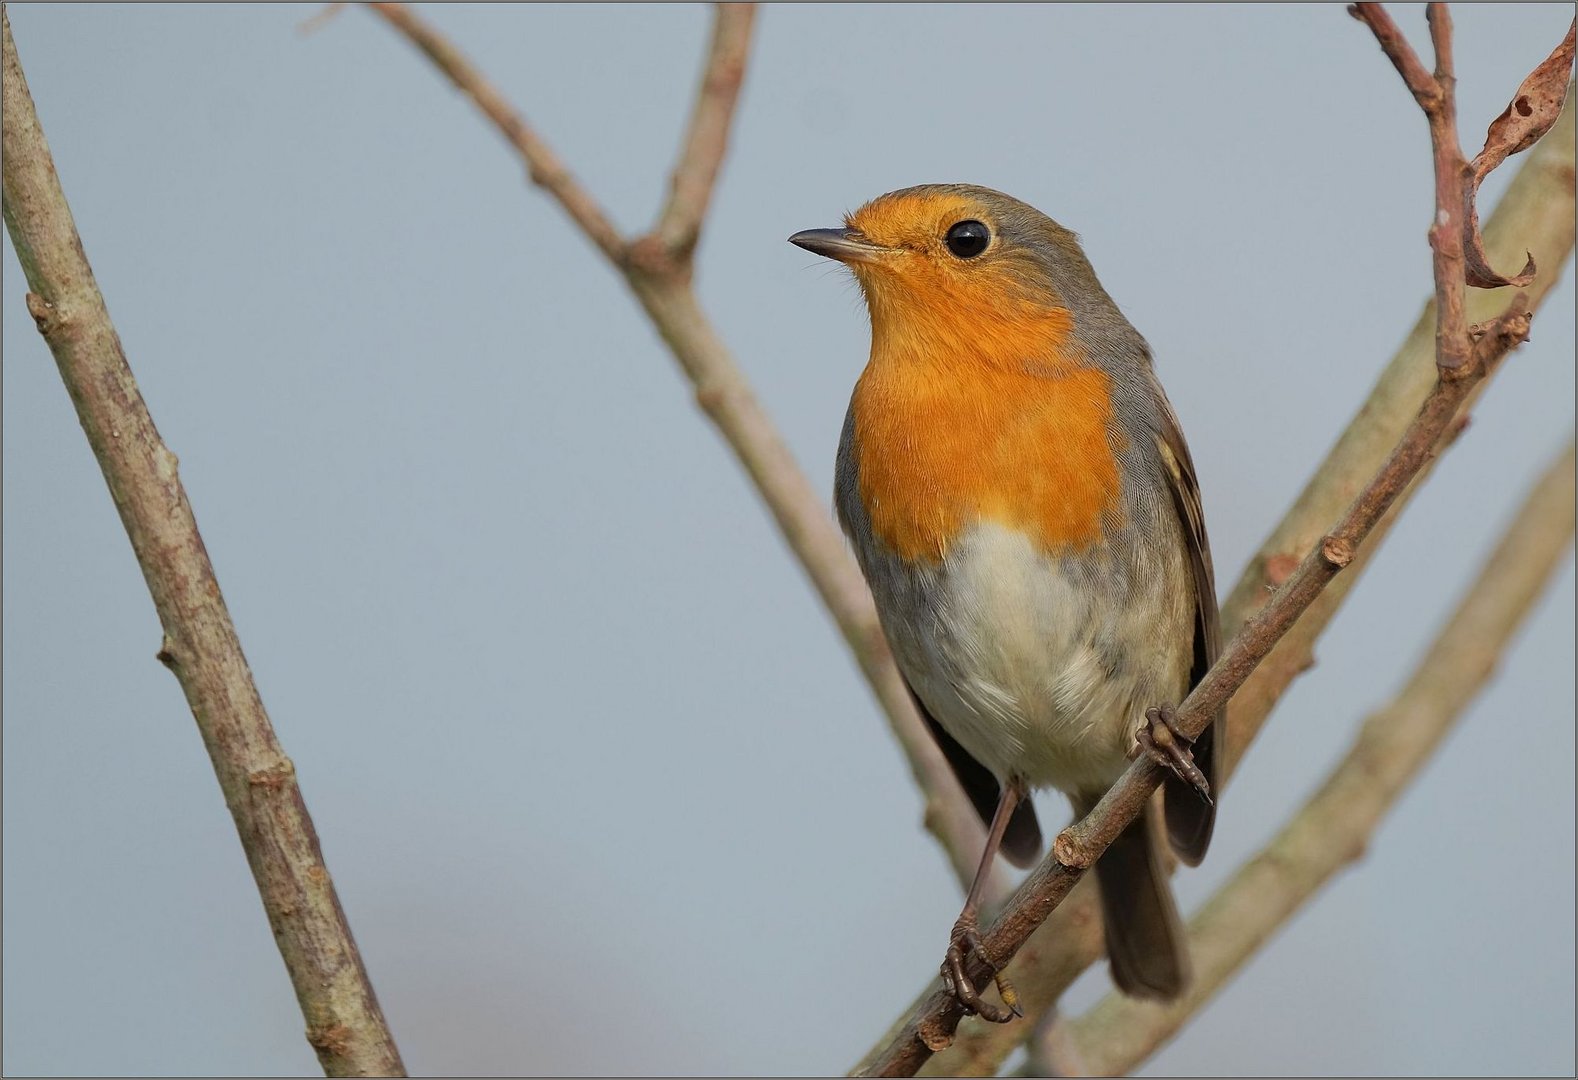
[366,4,1000,896]
[643,3,757,262]
[1065,433,1576,1076]
[367,2,626,264]
[0,11,404,1077]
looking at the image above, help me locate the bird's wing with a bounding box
[1152,388,1223,866]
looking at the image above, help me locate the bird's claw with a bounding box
[1134,702,1212,805]
[940,919,1022,1023]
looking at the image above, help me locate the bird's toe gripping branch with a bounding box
[941,917,1023,1024]
[1135,702,1213,805]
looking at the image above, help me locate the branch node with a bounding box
[625,233,688,282]
[155,636,178,669]
[1463,298,1534,376]
[307,1024,354,1058]
[248,759,297,791]
[1052,828,1096,870]
[917,1014,958,1052]
[25,291,59,334]
[1320,535,1356,569]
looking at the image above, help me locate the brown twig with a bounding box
[643,3,756,263]
[1352,4,1473,374]
[1353,1,1441,104]
[366,3,1003,897]
[298,3,347,36]
[1066,434,1576,1076]
[0,11,404,1077]
[859,6,1570,1071]
[367,2,625,264]
[900,90,1576,1077]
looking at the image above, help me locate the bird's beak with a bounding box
[788,227,888,265]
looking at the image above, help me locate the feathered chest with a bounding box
[839,361,1125,564]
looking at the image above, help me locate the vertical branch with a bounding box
[644,3,757,262]
[1,11,404,1077]
[1423,4,1473,374]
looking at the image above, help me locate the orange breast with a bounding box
[850,353,1123,564]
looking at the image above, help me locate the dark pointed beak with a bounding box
[788,227,888,265]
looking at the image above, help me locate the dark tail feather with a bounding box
[1000,796,1042,869]
[1164,720,1217,866]
[1082,796,1190,1000]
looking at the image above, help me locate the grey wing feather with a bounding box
[1152,389,1222,866]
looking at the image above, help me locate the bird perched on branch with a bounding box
[791,185,1222,1016]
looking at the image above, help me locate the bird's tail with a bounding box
[1079,794,1191,1001]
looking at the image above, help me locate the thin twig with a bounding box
[366,3,1002,897]
[298,3,347,37]
[0,11,404,1077]
[1066,434,1576,1076]
[1350,2,1440,104]
[891,69,1577,1080]
[644,3,757,263]
[368,2,626,265]
[1426,4,1474,374]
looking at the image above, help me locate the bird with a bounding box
[790,184,1222,1016]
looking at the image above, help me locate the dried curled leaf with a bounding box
[1462,192,1536,289]
[1472,21,1576,182]
[1462,23,1576,289]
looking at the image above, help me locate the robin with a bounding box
[790,185,1221,1017]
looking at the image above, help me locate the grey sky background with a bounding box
[3,4,1573,1076]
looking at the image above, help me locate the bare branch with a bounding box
[0,11,404,1076]
[1066,434,1577,1076]
[1427,2,1456,86]
[644,3,757,263]
[367,2,627,265]
[1348,3,1440,105]
[298,3,347,37]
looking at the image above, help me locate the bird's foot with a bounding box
[1135,702,1212,805]
[940,917,1022,1023]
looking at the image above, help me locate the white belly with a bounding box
[870,521,1194,796]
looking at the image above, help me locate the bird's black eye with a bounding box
[944,220,990,259]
